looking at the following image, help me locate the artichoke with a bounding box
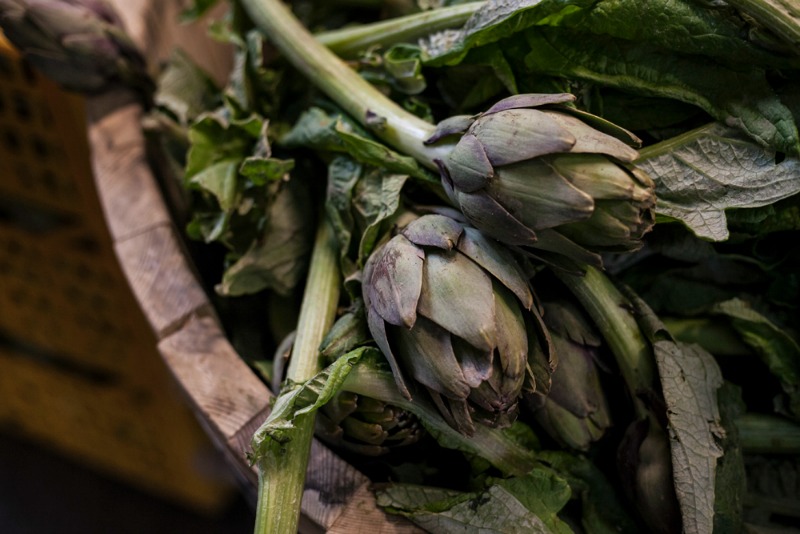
[0,0,151,95]
[362,212,552,436]
[425,93,656,267]
[315,390,424,457]
[527,298,612,451]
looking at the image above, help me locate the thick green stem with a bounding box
[241,0,452,169]
[316,2,482,57]
[253,221,340,534]
[555,266,655,419]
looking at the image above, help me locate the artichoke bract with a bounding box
[425,93,656,267]
[0,0,151,95]
[527,299,612,451]
[362,212,551,436]
[315,391,424,457]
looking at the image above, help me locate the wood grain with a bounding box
[87,90,418,533]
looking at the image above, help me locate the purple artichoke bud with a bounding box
[0,0,151,95]
[362,213,552,436]
[426,94,656,267]
[315,391,424,457]
[527,299,612,451]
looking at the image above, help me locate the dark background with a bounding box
[0,430,254,534]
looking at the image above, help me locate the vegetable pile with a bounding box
[134,0,800,532]
[4,0,800,532]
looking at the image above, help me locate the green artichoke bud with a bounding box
[315,390,424,457]
[527,298,611,451]
[362,212,552,436]
[425,94,656,267]
[0,0,152,95]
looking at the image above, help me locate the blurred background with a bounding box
[0,1,255,531]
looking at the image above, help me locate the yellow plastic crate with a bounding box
[0,33,234,513]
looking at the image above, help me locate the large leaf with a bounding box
[376,468,572,534]
[653,340,725,534]
[517,28,799,155]
[629,288,726,534]
[425,0,597,64]
[427,0,799,68]
[636,123,800,241]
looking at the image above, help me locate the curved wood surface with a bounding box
[85,93,421,532]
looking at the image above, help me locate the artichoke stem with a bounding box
[254,221,340,534]
[316,2,481,57]
[241,0,449,168]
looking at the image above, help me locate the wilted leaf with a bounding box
[653,340,725,534]
[636,123,800,241]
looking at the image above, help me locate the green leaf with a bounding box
[383,44,427,95]
[239,156,295,185]
[376,468,572,533]
[427,0,799,69]
[551,0,800,68]
[636,123,800,241]
[217,179,312,297]
[281,106,353,152]
[154,49,220,126]
[186,111,262,179]
[250,348,368,461]
[335,121,433,182]
[189,160,240,211]
[426,0,596,65]
[353,169,409,263]
[653,340,725,534]
[712,298,800,418]
[518,27,799,155]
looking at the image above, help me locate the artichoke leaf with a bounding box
[417,250,497,352]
